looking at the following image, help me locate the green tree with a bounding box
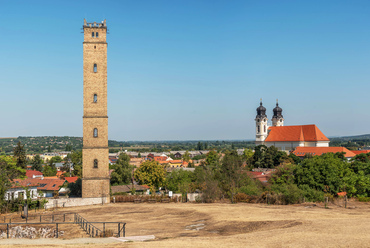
[110,153,134,185]
[13,141,27,170]
[65,144,73,151]
[68,178,82,197]
[197,142,203,151]
[205,150,220,168]
[294,153,354,195]
[31,155,43,172]
[166,169,194,192]
[0,155,26,205]
[43,159,57,177]
[70,151,82,177]
[134,160,166,189]
[182,151,191,162]
[50,156,62,163]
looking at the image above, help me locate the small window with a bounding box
[93,94,97,103]
[92,32,95,37]
[93,64,97,73]
[94,159,98,168]
[94,45,96,49]
[257,126,260,133]
[96,32,99,38]
[93,128,98,138]
[264,125,266,132]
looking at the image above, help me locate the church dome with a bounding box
[273,101,283,118]
[256,101,267,118]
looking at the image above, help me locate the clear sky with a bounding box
[1,1,370,141]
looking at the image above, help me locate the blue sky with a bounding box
[1,1,370,141]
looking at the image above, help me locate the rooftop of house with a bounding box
[65,176,78,183]
[12,178,66,191]
[265,124,329,142]
[26,170,43,178]
[292,146,356,158]
[111,184,150,194]
[352,150,370,155]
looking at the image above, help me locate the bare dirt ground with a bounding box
[1,199,370,247]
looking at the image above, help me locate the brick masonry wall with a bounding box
[82,21,109,200]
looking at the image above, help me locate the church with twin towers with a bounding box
[255,100,329,153]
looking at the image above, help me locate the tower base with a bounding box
[82,178,110,203]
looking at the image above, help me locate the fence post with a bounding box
[103,223,105,237]
[92,227,94,237]
[118,223,120,237]
[56,223,58,238]
[123,223,126,237]
[64,214,66,222]
[345,195,347,208]
[7,224,9,239]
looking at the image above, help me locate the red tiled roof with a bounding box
[170,160,182,164]
[11,178,40,188]
[265,124,329,142]
[352,150,370,155]
[11,178,65,191]
[65,177,78,183]
[26,170,43,178]
[35,178,65,191]
[292,147,356,158]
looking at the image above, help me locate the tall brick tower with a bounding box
[82,19,110,202]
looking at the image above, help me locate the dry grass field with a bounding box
[1,200,370,247]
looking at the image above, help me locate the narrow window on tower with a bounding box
[93,94,97,103]
[93,159,98,168]
[257,126,260,133]
[93,128,98,138]
[264,125,266,132]
[96,32,99,38]
[92,32,95,37]
[93,64,97,73]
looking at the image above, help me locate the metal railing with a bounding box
[0,212,126,239]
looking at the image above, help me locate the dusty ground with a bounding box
[1,199,370,247]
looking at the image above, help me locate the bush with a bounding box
[298,184,324,202]
[239,185,263,196]
[234,193,248,203]
[358,196,370,202]
[270,184,303,205]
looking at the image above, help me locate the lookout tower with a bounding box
[81,19,110,202]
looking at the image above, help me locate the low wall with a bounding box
[44,197,109,209]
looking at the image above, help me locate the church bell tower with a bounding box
[272,99,284,127]
[82,19,110,202]
[255,99,268,145]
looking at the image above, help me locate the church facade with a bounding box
[255,100,329,152]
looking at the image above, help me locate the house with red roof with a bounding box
[4,177,68,201]
[255,100,330,152]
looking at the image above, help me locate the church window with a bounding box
[92,32,95,37]
[93,64,97,73]
[96,32,99,37]
[93,94,97,103]
[257,126,260,133]
[264,125,266,132]
[93,128,98,138]
[94,159,98,168]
